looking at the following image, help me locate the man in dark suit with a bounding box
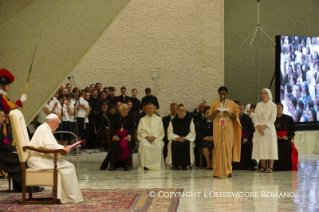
[88,89,101,148]
[136,103,147,128]
[192,102,207,167]
[95,83,102,97]
[140,88,159,110]
[95,102,111,150]
[162,103,178,162]
[107,87,119,106]
[126,100,137,129]
[118,86,131,103]
[130,89,140,114]
[193,102,207,127]
[100,91,111,106]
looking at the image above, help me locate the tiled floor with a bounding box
[1,151,318,211]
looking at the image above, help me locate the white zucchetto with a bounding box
[46,113,59,120]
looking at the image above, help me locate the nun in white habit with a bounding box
[252,88,278,173]
[27,114,83,203]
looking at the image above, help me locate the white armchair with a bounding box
[10,110,66,204]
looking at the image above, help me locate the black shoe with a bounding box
[109,166,116,171]
[228,173,233,178]
[182,166,188,170]
[32,187,44,193]
[144,167,149,170]
[124,165,131,171]
[100,165,107,170]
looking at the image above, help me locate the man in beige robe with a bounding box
[27,114,83,203]
[209,86,241,178]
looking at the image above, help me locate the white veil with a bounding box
[262,88,273,102]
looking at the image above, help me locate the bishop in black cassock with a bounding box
[232,109,255,170]
[273,103,296,171]
[108,104,135,171]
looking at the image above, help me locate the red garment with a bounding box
[291,141,298,171]
[115,129,131,161]
[276,131,288,137]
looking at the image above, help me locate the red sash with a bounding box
[276,131,288,137]
[241,132,248,138]
[3,138,10,145]
[115,129,131,160]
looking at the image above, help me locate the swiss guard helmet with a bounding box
[0,68,15,87]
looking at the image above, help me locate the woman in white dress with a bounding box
[252,88,277,173]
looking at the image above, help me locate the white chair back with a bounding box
[9,110,30,163]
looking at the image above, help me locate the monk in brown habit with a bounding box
[209,86,241,178]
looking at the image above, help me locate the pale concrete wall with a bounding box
[224,0,319,104]
[0,0,130,123]
[0,0,36,25]
[66,0,224,116]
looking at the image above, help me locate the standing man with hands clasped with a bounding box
[209,86,241,178]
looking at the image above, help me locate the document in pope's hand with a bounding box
[69,140,83,149]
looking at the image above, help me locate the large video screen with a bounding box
[277,35,319,123]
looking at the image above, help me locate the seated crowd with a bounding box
[280,36,319,122]
[27,82,297,173]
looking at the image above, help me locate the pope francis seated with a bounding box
[27,114,83,204]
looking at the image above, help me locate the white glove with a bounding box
[20,94,27,102]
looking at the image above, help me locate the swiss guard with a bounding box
[0,68,27,144]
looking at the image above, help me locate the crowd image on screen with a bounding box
[280,36,319,122]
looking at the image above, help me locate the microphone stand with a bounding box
[60,99,64,143]
[69,77,79,146]
[221,95,226,179]
[241,0,276,102]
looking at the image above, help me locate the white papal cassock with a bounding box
[137,114,165,170]
[27,123,83,204]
